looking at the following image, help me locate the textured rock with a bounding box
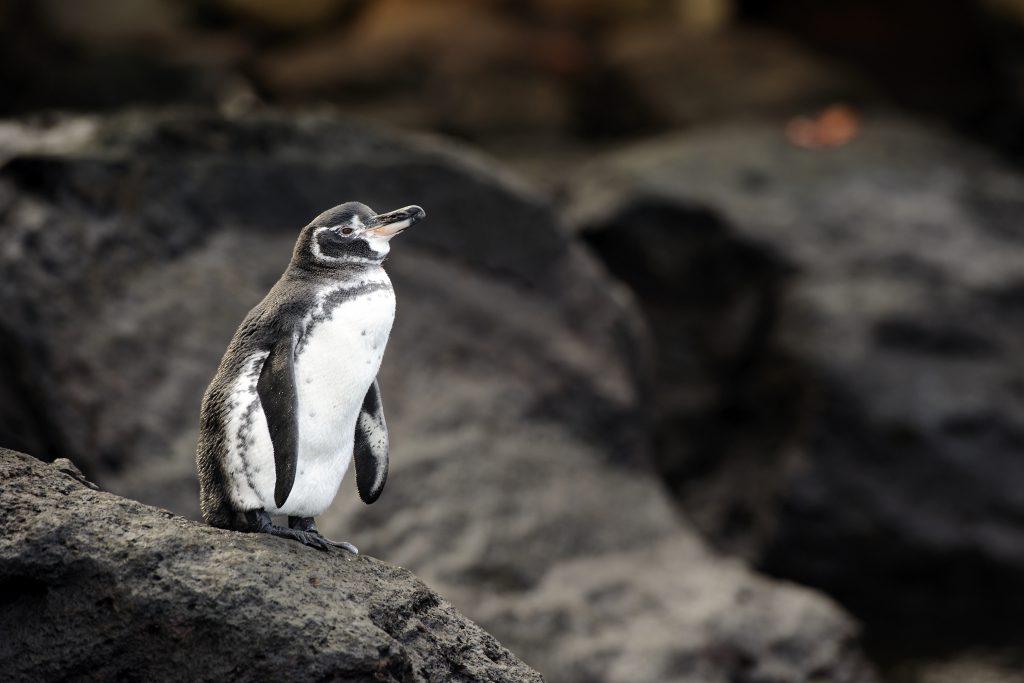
[0,448,542,682]
[0,110,876,682]
[566,117,1024,643]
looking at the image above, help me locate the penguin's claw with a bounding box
[246,509,330,551]
[272,526,332,551]
[319,537,359,554]
[245,511,356,552]
[287,515,358,554]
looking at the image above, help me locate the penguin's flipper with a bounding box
[353,378,389,504]
[257,334,299,509]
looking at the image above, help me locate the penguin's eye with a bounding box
[341,228,354,235]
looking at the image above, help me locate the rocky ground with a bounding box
[0,449,542,682]
[0,110,879,682]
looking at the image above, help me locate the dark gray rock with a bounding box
[0,109,644,480]
[566,117,1024,644]
[0,111,876,682]
[0,448,543,682]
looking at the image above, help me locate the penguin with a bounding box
[195,201,425,552]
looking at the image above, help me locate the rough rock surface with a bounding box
[566,117,1024,645]
[0,111,876,682]
[0,448,542,682]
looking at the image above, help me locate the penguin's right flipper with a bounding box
[353,378,389,504]
[257,334,299,509]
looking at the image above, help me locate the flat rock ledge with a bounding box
[0,448,543,683]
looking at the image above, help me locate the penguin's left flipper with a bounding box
[353,379,389,504]
[257,334,299,509]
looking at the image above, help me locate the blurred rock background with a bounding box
[1,1,1024,682]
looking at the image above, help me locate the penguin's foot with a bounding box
[289,516,359,554]
[245,510,332,551]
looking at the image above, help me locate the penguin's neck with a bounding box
[292,260,386,283]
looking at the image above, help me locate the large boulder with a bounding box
[566,117,1024,644]
[0,109,641,480]
[0,448,542,682]
[0,110,876,682]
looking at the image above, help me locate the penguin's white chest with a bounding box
[284,280,395,516]
[223,276,396,518]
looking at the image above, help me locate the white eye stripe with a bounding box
[310,226,387,264]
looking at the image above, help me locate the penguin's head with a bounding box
[296,201,425,268]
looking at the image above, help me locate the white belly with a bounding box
[288,282,394,516]
[224,274,395,517]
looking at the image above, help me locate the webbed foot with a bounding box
[245,510,331,551]
[289,516,359,554]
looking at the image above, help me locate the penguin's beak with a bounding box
[366,205,425,238]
